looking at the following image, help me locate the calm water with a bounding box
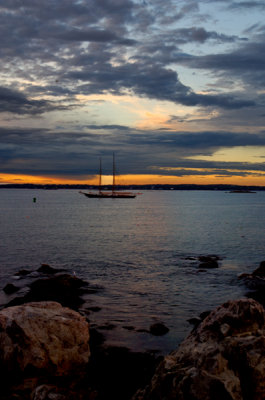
[0,189,265,354]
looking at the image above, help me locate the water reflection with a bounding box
[0,189,265,353]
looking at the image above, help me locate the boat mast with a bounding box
[112,152,116,194]
[99,157,102,193]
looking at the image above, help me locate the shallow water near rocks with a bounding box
[1,189,265,354]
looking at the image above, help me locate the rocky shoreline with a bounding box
[1,261,265,399]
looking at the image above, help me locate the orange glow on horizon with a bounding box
[1,172,265,186]
[0,173,98,185]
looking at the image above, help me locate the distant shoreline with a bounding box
[1,183,265,191]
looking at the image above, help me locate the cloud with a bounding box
[169,27,240,44]
[0,87,70,115]
[0,0,255,112]
[178,31,265,89]
[0,0,264,184]
[227,1,265,10]
[1,126,265,177]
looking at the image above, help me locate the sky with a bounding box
[1,0,265,186]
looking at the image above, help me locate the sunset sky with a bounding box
[1,0,265,185]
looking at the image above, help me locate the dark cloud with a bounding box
[66,61,255,109]
[0,0,255,112]
[227,1,265,10]
[0,87,70,115]
[170,27,240,44]
[1,126,265,177]
[0,0,264,182]
[178,32,265,88]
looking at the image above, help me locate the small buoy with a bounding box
[33,197,36,203]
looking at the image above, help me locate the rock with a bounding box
[32,385,67,400]
[0,301,90,378]
[97,323,116,331]
[187,317,202,327]
[6,273,88,310]
[14,269,32,277]
[198,255,220,262]
[3,283,19,294]
[199,260,219,268]
[86,306,102,312]
[87,345,161,400]
[198,255,219,269]
[133,298,265,400]
[149,322,169,336]
[123,325,135,331]
[199,310,211,320]
[238,263,265,308]
[37,264,65,275]
[252,261,265,277]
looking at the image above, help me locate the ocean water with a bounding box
[0,188,265,354]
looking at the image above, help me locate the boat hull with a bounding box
[81,191,136,199]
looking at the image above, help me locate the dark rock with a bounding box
[14,269,32,277]
[199,260,219,269]
[87,345,162,400]
[133,298,265,400]
[37,264,65,274]
[123,325,135,331]
[239,263,265,308]
[198,255,221,262]
[89,328,105,348]
[97,323,116,331]
[199,310,211,320]
[3,283,19,295]
[149,323,169,336]
[6,274,88,310]
[85,306,102,312]
[188,311,211,329]
[197,255,220,268]
[252,261,265,277]
[187,317,201,327]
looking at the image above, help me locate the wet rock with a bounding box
[0,301,90,378]
[3,283,19,295]
[86,306,102,312]
[133,298,265,400]
[149,322,169,336]
[14,269,32,277]
[187,317,201,327]
[199,310,211,320]
[123,325,135,331]
[252,261,265,277]
[6,273,89,310]
[198,255,220,262]
[239,262,265,307]
[198,255,220,268]
[97,323,116,331]
[188,311,212,329]
[37,264,66,275]
[199,259,219,268]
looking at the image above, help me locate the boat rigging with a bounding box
[80,154,136,199]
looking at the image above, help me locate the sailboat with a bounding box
[80,154,136,199]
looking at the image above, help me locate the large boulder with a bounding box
[0,301,90,377]
[133,298,265,400]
